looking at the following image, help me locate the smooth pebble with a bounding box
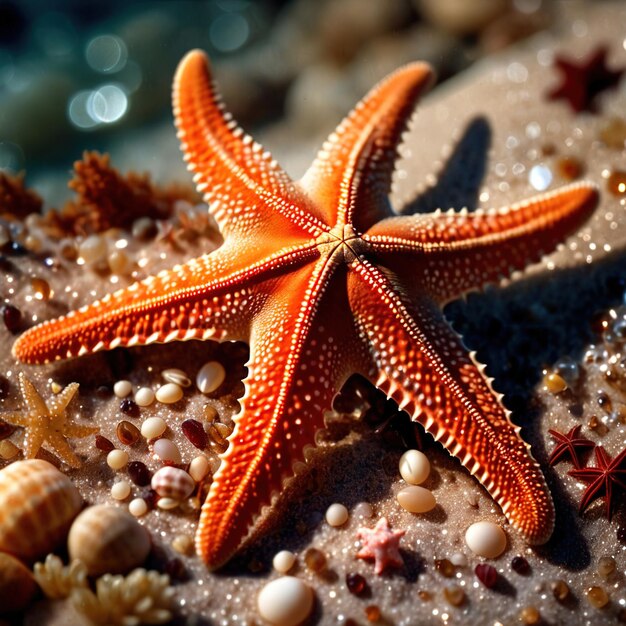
[157,497,180,510]
[396,485,436,513]
[106,449,129,470]
[128,498,148,517]
[153,438,182,464]
[189,455,210,482]
[196,361,226,394]
[141,417,167,440]
[257,576,314,626]
[399,449,430,485]
[273,550,296,574]
[113,380,132,398]
[135,387,156,407]
[156,383,183,404]
[465,521,507,558]
[325,503,349,527]
[78,234,107,264]
[110,480,131,500]
[353,501,374,519]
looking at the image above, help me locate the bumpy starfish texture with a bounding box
[13,50,599,569]
[547,425,595,470]
[356,517,405,575]
[0,373,98,467]
[569,446,626,520]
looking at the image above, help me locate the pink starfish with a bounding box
[356,517,405,575]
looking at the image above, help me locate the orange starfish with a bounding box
[13,50,598,569]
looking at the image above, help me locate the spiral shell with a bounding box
[68,504,151,576]
[0,459,82,561]
[151,466,195,501]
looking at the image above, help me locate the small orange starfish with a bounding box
[13,50,598,569]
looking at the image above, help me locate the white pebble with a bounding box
[325,503,349,527]
[153,438,182,464]
[135,387,155,407]
[157,497,180,510]
[465,521,507,558]
[141,417,167,440]
[272,550,296,574]
[399,449,430,485]
[110,480,131,500]
[113,380,132,398]
[450,552,467,567]
[107,449,129,470]
[257,576,314,626]
[155,383,183,404]
[396,485,436,513]
[189,455,210,482]
[196,361,226,394]
[128,498,148,517]
[162,368,191,387]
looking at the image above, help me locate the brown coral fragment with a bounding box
[43,151,201,237]
[0,171,43,221]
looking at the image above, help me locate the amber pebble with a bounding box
[435,558,455,578]
[304,547,327,573]
[116,420,140,446]
[182,418,208,450]
[119,398,140,418]
[551,579,570,602]
[0,440,19,460]
[520,606,541,625]
[418,590,432,601]
[544,372,567,393]
[0,552,38,613]
[608,170,626,197]
[556,156,583,180]
[0,420,13,441]
[588,415,608,436]
[365,605,381,622]
[600,118,626,149]
[30,277,51,301]
[346,572,367,596]
[1,304,21,333]
[127,461,152,486]
[95,434,115,453]
[475,563,498,588]
[586,585,610,608]
[443,584,465,607]
[511,555,530,575]
[598,556,616,578]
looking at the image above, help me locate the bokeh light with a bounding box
[85,34,128,73]
[209,13,250,52]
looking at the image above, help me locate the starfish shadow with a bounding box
[400,115,491,215]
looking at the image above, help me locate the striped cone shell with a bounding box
[0,459,82,561]
[151,466,195,501]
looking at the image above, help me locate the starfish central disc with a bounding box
[315,224,367,264]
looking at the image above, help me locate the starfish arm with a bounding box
[48,382,79,414]
[196,261,364,569]
[174,50,327,239]
[348,260,555,545]
[22,423,46,460]
[12,242,318,364]
[19,372,48,415]
[62,422,99,438]
[45,431,82,468]
[299,62,434,231]
[0,412,31,427]
[364,182,598,304]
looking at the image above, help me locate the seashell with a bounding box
[151,466,195,500]
[68,504,151,576]
[0,551,38,613]
[0,459,82,561]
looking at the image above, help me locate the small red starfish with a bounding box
[356,517,405,575]
[547,425,595,470]
[568,446,626,520]
[548,46,624,113]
